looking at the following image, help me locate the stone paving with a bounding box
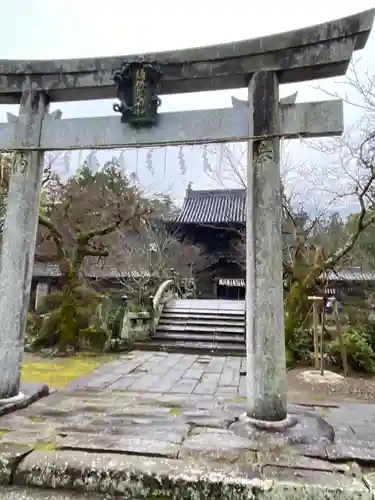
[69,350,247,397]
[1,351,375,498]
[0,487,95,499]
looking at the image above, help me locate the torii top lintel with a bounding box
[0,9,373,104]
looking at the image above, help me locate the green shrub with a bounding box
[26,312,37,337]
[32,286,110,353]
[108,305,125,339]
[285,324,314,367]
[286,348,295,369]
[356,317,375,352]
[327,328,375,373]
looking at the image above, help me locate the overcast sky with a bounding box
[1,0,375,211]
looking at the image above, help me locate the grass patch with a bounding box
[0,430,9,439]
[21,353,119,389]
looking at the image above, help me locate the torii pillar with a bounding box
[0,94,61,401]
[246,72,287,423]
[233,77,342,427]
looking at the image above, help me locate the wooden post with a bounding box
[313,300,319,369]
[0,90,48,399]
[246,71,287,422]
[333,299,348,377]
[308,296,322,370]
[320,299,327,376]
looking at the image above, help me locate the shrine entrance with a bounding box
[216,279,246,301]
[0,9,373,426]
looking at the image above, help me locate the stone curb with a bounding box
[3,449,373,499]
[0,486,94,499]
[0,384,49,418]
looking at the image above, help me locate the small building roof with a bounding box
[174,188,304,238]
[175,188,246,225]
[325,269,375,282]
[32,262,151,279]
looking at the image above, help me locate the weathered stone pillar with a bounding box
[246,71,287,422]
[35,282,49,311]
[0,90,48,399]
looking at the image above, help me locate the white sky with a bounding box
[1,0,375,211]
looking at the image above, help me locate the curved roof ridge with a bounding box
[188,188,246,197]
[176,187,246,224]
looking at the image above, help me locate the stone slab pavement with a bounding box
[1,351,375,498]
[0,487,95,499]
[68,350,247,397]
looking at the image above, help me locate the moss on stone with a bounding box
[169,407,182,417]
[79,327,108,350]
[33,442,57,451]
[0,430,9,440]
[232,396,246,403]
[21,353,118,389]
[4,440,58,451]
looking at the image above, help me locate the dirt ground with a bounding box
[287,366,375,404]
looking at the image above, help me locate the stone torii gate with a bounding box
[0,10,373,428]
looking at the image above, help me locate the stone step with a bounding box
[161,311,245,321]
[133,340,245,357]
[153,332,245,344]
[163,308,244,317]
[156,323,244,334]
[167,299,245,309]
[158,317,244,328]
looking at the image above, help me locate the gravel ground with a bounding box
[288,367,375,404]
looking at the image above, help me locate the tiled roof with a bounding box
[174,189,306,232]
[32,262,151,279]
[175,189,246,224]
[325,269,375,282]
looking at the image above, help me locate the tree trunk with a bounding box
[57,255,82,351]
[58,283,79,351]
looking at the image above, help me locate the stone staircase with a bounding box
[135,299,245,356]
